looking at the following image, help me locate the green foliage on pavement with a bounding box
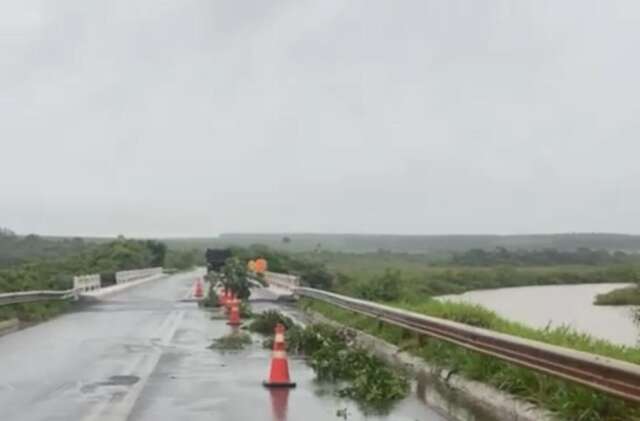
[208,332,252,351]
[302,299,640,421]
[251,311,409,411]
[247,310,294,335]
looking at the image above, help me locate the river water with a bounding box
[438,283,639,347]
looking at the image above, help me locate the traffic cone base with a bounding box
[262,380,296,388]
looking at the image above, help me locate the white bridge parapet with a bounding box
[263,271,300,294]
[73,274,101,293]
[116,267,163,284]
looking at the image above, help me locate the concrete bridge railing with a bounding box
[73,274,101,293]
[263,271,300,291]
[115,267,163,284]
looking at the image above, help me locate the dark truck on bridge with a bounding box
[205,248,232,273]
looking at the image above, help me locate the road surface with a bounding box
[0,270,448,421]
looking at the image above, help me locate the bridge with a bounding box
[1,268,639,421]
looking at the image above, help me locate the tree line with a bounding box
[449,247,639,266]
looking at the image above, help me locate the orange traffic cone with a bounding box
[227,298,241,326]
[194,279,204,298]
[263,323,296,388]
[224,290,233,312]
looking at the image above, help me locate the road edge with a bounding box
[0,318,19,338]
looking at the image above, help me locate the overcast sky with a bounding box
[1,1,640,237]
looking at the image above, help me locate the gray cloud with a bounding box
[2,1,640,237]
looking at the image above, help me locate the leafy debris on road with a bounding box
[208,332,252,351]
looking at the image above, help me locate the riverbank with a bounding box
[438,283,638,346]
[595,286,640,305]
[300,297,640,420]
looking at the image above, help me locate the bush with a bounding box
[247,310,295,335]
[594,286,640,305]
[354,269,401,302]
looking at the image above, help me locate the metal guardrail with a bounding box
[297,287,640,403]
[0,289,77,306]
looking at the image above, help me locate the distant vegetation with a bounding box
[208,243,640,301]
[0,231,167,322]
[163,232,640,254]
[290,250,640,300]
[164,248,203,271]
[450,247,640,266]
[0,228,98,268]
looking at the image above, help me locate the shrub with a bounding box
[247,310,295,334]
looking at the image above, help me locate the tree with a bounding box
[145,240,167,267]
[166,249,199,270]
[222,257,251,299]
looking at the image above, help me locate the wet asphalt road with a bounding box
[0,270,448,421]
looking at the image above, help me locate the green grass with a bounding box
[595,286,640,306]
[301,298,640,421]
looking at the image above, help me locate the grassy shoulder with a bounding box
[0,301,72,323]
[595,286,640,306]
[300,298,640,420]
